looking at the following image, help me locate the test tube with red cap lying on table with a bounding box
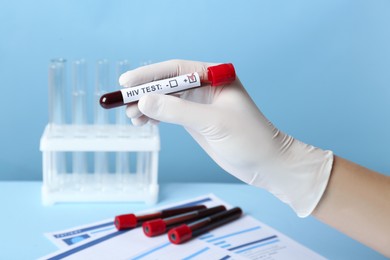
[99,63,236,109]
[142,205,227,237]
[114,205,206,230]
[168,207,243,244]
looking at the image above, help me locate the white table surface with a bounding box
[0,181,385,259]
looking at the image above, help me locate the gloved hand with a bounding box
[119,59,334,217]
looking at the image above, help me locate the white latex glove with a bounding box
[119,59,334,217]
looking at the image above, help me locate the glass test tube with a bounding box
[72,59,88,126]
[136,60,153,185]
[48,59,67,176]
[95,59,110,125]
[115,60,130,126]
[72,60,88,179]
[48,58,67,127]
[94,60,110,178]
[116,60,131,179]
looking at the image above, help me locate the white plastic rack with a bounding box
[40,58,160,205]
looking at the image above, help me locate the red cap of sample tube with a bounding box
[207,63,236,86]
[143,219,167,237]
[115,214,138,230]
[168,224,193,244]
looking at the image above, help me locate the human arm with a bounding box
[313,156,390,256]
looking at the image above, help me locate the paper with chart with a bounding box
[41,194,325,260]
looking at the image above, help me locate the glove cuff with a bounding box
[251,138,334,217]
[289,146,334,217]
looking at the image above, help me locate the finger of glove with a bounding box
[131,115,150,126]
[138,93,212,131]
[126,103,143,119]
[119,59,212,87]
[126,103,161,126]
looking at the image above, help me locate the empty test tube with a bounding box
[72,59,88,126]
[94,60,110,176]
[116,60,131,126]
[48,59,67,175]
[95,59,110,125]
[48,58,67,126]
[116,60,131,177]
[72,60,88,177]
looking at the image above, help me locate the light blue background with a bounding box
[0,0,389,182]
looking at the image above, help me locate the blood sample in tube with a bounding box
[143,205,226,237]
[168,207,242,244]
[114,205,207,230]
[99,63,236,109]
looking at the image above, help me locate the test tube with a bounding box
[94,59,110,125]
[72,59,88,126]
[48,58,67,127]
[115,60,131,126]
[115,60,131,179]
[48,59,67,175]
[168,207,243,244]
[72,60,88,179]
[94,60,110,178]
[99,63,236,109]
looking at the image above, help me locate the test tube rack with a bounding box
[40,58,160,205]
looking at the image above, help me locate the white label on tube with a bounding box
[120,73,201,104]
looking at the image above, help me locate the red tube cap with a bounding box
[143,219,167,237]
[208,63,236,86]
[115,214,137,230]
[168,224,192,244]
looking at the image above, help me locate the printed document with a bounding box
[41,194,325,260]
